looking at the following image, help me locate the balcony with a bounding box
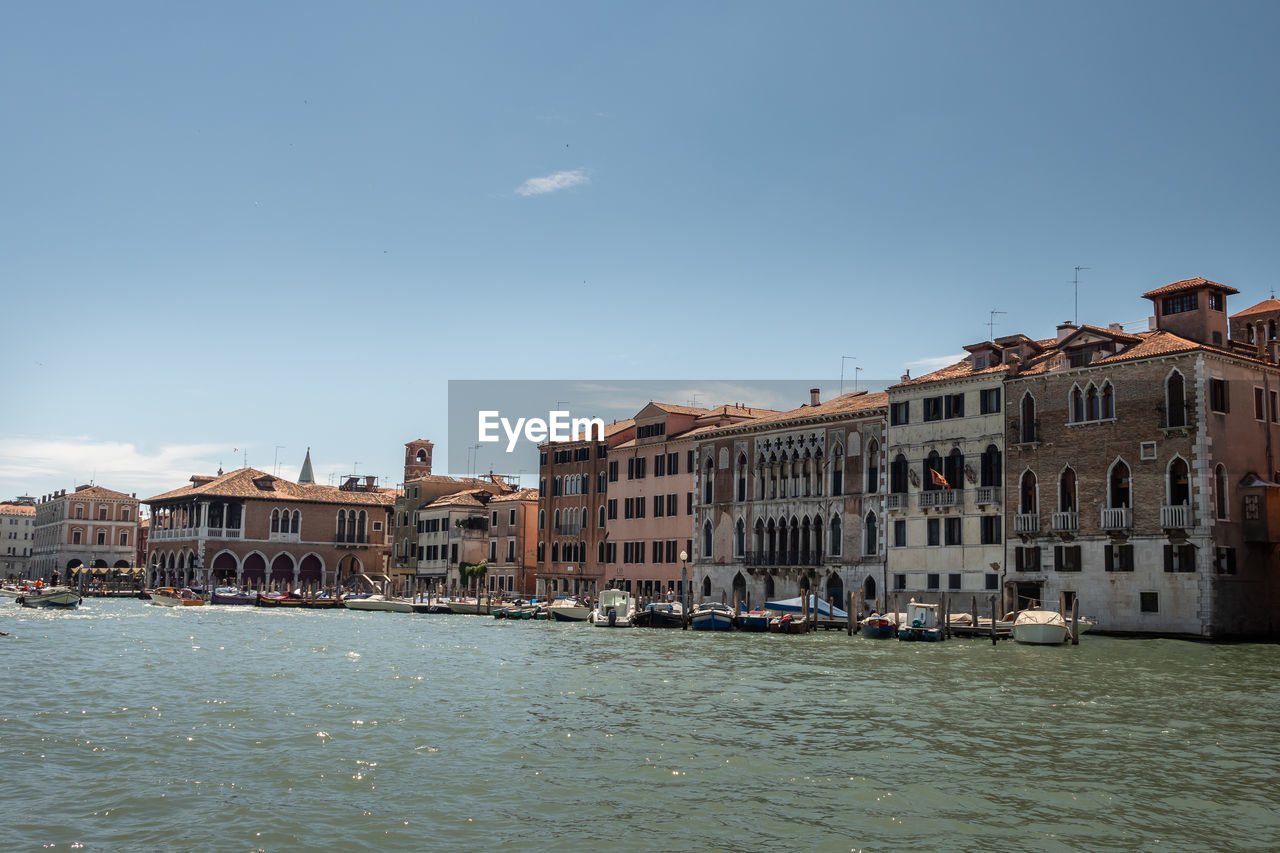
[1101,507,1132,531]
[1014,513,1039,534]
[1161,504,1194,530]
[975,486,1001,505]
[885,493,909,511]
[334,533,370,545]
[918,490,959,509]
[744,549,824,567]
[1051,511,1079,533]
[268,531,301,542]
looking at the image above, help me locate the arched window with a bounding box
[924,451,943,491]
[537,542,545,562]
[1019,470,1038,514]
[581,507,589,528]
[1059,467,1077,512]
[763,575,775,599]
[703,458,714,504]
[866,439,880,494]
[1168,457,1190,506]
[291,510,300,534]
[72,528,82,545]
[1215,465,1228,519]
[416,449,427,463]
[1020,392,1037,442]
[551,542,559,562]
[831,447,844,496]
[944,448,964,490]
[1270,319,1276,341]
[980,444,1002,487]
[1071,385,1085,423]
[271,508,280,533]
[598,506,606,528]
[1109,460,1131,508]
[702,576,712,598]
[734,519,745,557]
[357,511,367,541]
[702,520,713,558]
[597,541,605,563]
[890,453,909,494]
[538,509,545,530]
[1166,370,1186,428]
[598,471,606,493]
[864,511,877,556]
[337,511,347,540]
[737,453,747,502]
[1086,384,1100,421]
[1247,323,1256,343]
[830,513,842,556]
[1101,382,1115,419]
[554,509,561,530]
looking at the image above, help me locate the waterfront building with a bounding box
[414,489,492,594]
[31,485,141,580]
[693,389,888,610]
[537,419,635,598]
[485,487,540,597]
[1003,278,1280,636]
[136,516,149,570]
[144,462,394,589]
[606,403,763,599]
[884,345,1009,607]
[1,497,36,579]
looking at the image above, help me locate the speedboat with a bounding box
[211,586,257,606]
[859,613,897,639]
[547,596,591,622]
[634,600,685,629]
[15,585,82,609]
[897,600,942,641]
[342,594,414,613]
[1012,609,1070,645]
[690,601,735,631]
[151,587,206,607]
[590,589,636,627]
[445,597,493,615]
[734,605,771,632]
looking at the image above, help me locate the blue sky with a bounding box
[3,1,1279,501]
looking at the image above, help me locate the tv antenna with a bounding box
[273,445,285,476]
[840,356,856,395]
[1073,266,1091,325]
[987,310,1006,341]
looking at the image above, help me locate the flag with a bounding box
[930,469,950,489]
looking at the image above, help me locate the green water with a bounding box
[1,599,1277,852]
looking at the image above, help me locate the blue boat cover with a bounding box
[762,595,848,619]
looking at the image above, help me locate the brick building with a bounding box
[693,389,888,609]
[485,487,540,597]
[1004,277,1280,636]
[31,485,141,580]
[145,464,395,589]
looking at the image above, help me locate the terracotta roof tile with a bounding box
[62,485,136,501]
[0,503,35,516]
[1231,298,1280,319]
[144,468,395,507]
[424,489,489,509]
[695,391,888,438]
[489,487,540,502]
[890,359,1008,389]
[1142,277,1239,299]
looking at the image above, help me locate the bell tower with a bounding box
[405,439,434,481]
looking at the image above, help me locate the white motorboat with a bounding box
[150,587,205,607]
[343,594,414,613]
[547,596,592,622]
[15,585,82,609]
[1012,609,1070,645]
[589,589,636,627]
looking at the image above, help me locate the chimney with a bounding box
[365,475,377,490]
[1057,322,1077,344]
[1005,352,1022,377]
[809,388,820,406]
[1108,323,1124,333]
[901,369,911,382]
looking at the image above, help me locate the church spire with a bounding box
[299,447,315,485]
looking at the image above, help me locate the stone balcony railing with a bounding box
[975,486,1001,505]
[918,490,959,509]
[1051,511,1079,533]
[151,526,243,541]
[1161,504,1194,529]
[885,493,909,511]
[1014,513,1039,534]
[1101,507,1133,530]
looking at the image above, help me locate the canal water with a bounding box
[2,600,1277,852]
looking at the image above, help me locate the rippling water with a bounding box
[2,599,1278,852]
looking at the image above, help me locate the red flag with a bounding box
[931,469,950,489]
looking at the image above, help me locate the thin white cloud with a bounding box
[516,169,588,197]
[0,438,228,498]
[906,353,967,371]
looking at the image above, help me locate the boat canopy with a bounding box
[763,595,847,619]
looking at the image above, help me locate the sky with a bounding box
[3,0,1279,502]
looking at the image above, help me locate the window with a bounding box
[1109,460,1131,508]
[980,515,1001,544]
[655,454,666,477]
[980,445,1002,488]
[1058,467,1077,512]
[598,506,606,528]
[734,520,745,558]
[686,492,693,514]
[948,573,962,591]
[98,506,108,520]
[890,401,910,426]
[507,540,516,562]
[923,397,943,422]
[1215,546,1237,574]
[96,530,106,545]
[1015,546,1041,571]
[489,540,497,562]
[1105,543,1134,571]
[944,393,964,419]
[893,573,906,591]
[1166,371,1187,427]
[119,531,129,546]
[863,512,876,555]
[1140,591,1159,613]
[926,573,940,590]
[607,499,617,520]
[927,518,940,546]
[1054,545,1082,572]
[1168,457,1190,506]
[653,495,664,517]
[491,510,499,527]
[510,509,517,525]
[667,494,677,516]
[831,514,843,556]
[1256,387,1267,421]
[944,517,961,546]
[985,573,999,591]
[538,509,545,530]
[1215,465,1228,520]
[1210,378,1229,413]
[980,388,1001,414]
[1208,291,1223,311]
[923,451,943,491]
[1164,544,1197,572]
[1019,470,1038,514]
[893,519,906,547]
[1019,392,1037,443]
[865,440,879,494]
[702,521,712,558]
[890,453,909,494]
[1162,293,1198,315]
[627,458,635,480]
[832,448,844,496]
[608,461,618,482]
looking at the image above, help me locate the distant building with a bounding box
[414,489,492,594]
[1,497,36,579]
[31,485,141,580]
[144,463,394,590]
[485,487,541,597]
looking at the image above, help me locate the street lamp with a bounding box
[680,549,688,612]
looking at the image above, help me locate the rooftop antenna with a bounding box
[840,356,856,395]
[1073,266,1091,326]
[987,310,1006,341]
[273,445,285,477]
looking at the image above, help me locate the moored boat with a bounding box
[211,586,257,606]
[768,612,808,634]
[151,587,206,607]
[859,613,897,639]
[342,594,414,613]
[1012,609,1070,645]
[762,594,848,621]
[547,596,591,622]
[590,589,636,627]
[689,601,735,631]
[897,601,943,641]
[15,584,82,609]
[733,605,771,632]
[634,600,685,629]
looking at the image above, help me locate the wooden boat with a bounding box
[859,613,897,639]
[547,596,591,622]
[734,607,771,632]
[211,586,257,606]
[897,601,943,641]
[445,597,495,615]
[590,589,636,627]
[151,587,206,607]
[634,601,684,629]
[342,594,414,613]
[15,584,82,609]
[689,601,734,631]
[1012,609,1070,645]
[768,613,808,634]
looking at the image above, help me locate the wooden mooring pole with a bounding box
[1071,595,1080,645]
[846,590,855,636]
[990,594,998,645]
